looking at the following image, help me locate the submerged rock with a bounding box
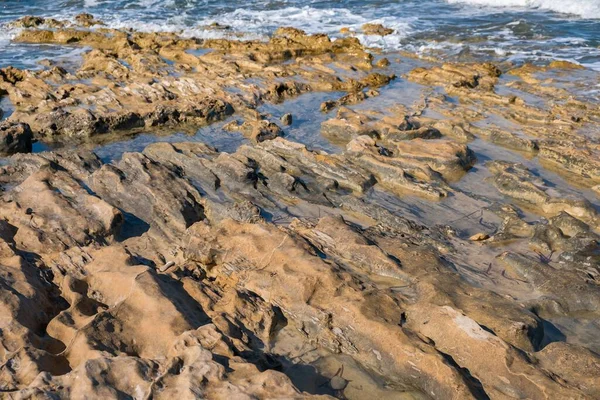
[224,118,283,142]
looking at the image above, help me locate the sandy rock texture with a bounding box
[0,17,393,145]
[0,135,598,399]
[0,14,599,400]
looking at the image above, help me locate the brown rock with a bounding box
[375,57,390,68]
[225,119,283,142]
[281,113,293,126]
[74,13,103,27]
[469,233,490,241]
[361,23,394,36]
[2,18,600,400]
[536,342,600,398]
[408,62,501,91]
[0,121,33,155]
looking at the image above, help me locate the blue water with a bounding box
[0,0,599,70]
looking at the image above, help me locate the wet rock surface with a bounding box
[0,21,393,144]
[0,14,599,400]
[0,121,33,155]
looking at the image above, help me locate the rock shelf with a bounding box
[0,15,599,400]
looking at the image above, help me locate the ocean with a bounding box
[0,0,599,70]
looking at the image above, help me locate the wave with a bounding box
[100,6,413,50]
[0,5,412,52]
[1,1,598,71]
[446,0,600,19]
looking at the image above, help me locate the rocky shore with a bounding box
[0,14,599,399]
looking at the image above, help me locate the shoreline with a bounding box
[0,14,600,399]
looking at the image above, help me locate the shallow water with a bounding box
[258,91,345,154]
[1,1,598,160]
[92,120,249,163]
[0,0,599,208]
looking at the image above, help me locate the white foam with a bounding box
[1,1,598,73]
[201,6,370,35]
[446,0,600,19]
[193,6,414,43]
[98,6,413,50]
[0,29,13,45]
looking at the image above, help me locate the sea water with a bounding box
[0,0,599,69]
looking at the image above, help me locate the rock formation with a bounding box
[0,14,599,400]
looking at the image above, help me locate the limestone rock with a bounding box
[0,121,33,155]
[361,23,394,36]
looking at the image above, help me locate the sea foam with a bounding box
[447,0,600,19]
[100,6,413,50]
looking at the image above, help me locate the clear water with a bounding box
[0,0,599,70]
[0,0,599,160]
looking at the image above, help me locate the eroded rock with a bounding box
[1,15,600,400]
[0,121,33,155]
[361,23,394,36]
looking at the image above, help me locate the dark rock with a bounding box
[281,113,293,126]
[0,121,33,155]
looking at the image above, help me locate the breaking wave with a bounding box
[447,0,600,19]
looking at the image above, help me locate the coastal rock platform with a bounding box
[0,15,599,400]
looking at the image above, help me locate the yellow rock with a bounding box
[469,233,490,241]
